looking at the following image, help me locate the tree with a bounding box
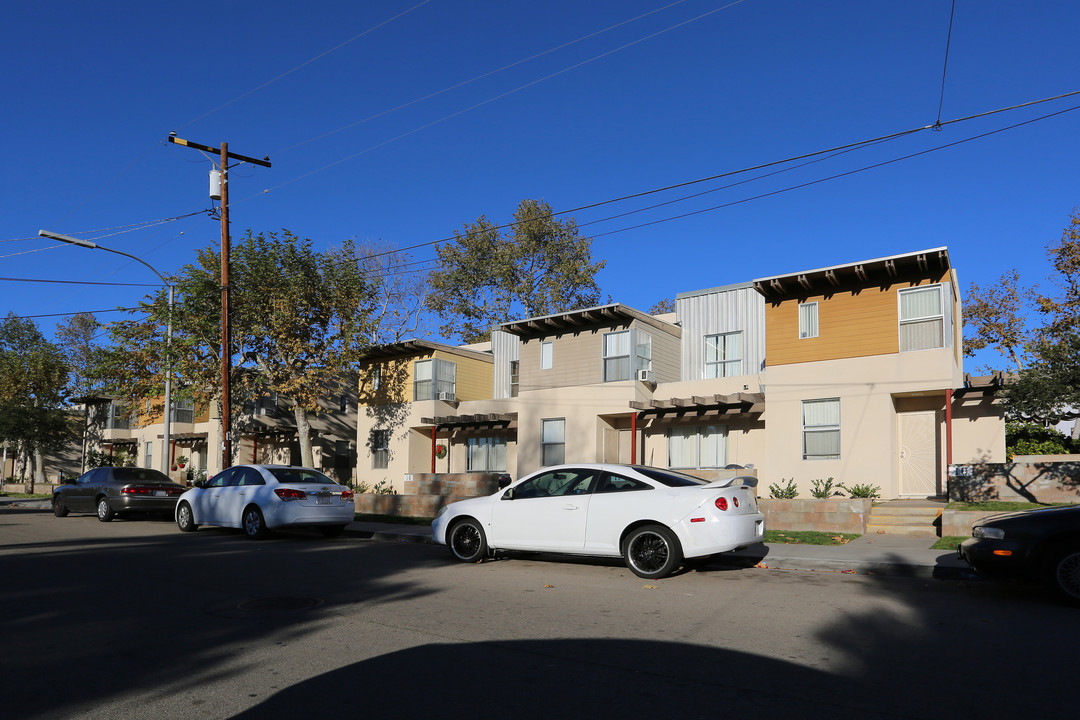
[354,240,431,344]
[965,209,1080,421]
[427,199,606,342]
[0,314,73,490]
[55,312,106,397]
[231,230,375,467]
[106,230,382,469]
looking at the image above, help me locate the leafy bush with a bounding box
[768,478,799,499]
[1006,421,1078,457]
[840,483,881,499]
[810,477,841,499]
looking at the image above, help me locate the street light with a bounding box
[39,229,175,475]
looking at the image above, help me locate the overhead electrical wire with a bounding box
[935,0,958,128]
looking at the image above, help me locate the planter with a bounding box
[757,498,873,534]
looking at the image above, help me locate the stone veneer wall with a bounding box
[950,456,1080,503]
[356,472,507,518]
[756,498,872,534]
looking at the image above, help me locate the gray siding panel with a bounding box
[678,286,766,380]
[490,330,520,399]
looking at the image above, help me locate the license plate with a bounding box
[153,490,166,497]
[315,496,332,505]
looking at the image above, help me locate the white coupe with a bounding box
[432,463,765,579]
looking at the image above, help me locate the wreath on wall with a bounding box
[435,444,448,459]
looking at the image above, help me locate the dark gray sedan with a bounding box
[53,466,187,522]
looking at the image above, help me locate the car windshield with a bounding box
[633,466,710,487]
[267,467,336,485]
[113,467,172,483]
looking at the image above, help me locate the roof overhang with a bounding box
[421,413,518,429]
[753,247,951,302]
[361,339,493,364]
[499,304,679,339]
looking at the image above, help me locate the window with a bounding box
[339,394,348,413]
[603,331,631,381]
[803,398,840,460]
[668,425,727,468]
[540,341,553,370]
[371,429,389,469]
[371,365,382,391]
[510,360,520,397]
[799,302,819,339]
[258,391,279,416]
[107,401,130,430]
[635,331,653,377]
[704,332,742,378]
[414,358,457,400]
[467,436,507,472]
[596,473,651,493]
[541,418,565,466]
[512,468,597,498]
[144,441,154,469]
[899,285,944,351]
[171,399,194,424]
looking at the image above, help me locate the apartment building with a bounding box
[355,247,1005,498]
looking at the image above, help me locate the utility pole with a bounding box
[167,135,270,471]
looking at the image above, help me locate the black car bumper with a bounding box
[958,537,1033,581]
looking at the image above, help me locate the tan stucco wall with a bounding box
[760,348,963,498]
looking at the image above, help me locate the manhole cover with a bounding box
[236,596,323,612]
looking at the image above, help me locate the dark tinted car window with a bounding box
[236,468,266,486]
[596,473,652,493]
[268,468,335,484]
[112,467,172,483]
[206,468,235,488]
[634,466,709,487]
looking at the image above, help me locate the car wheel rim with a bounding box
[629,532,669,574]
[452,525,480,559]
[244,511,261,536]
[97,501,107,519]
[1057,552,1080,599]
[179,506,190,527]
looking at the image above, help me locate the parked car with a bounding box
[53,466,187,522]
[175,465,355,540]
[958,505,1080,605]
[431,463,765,579]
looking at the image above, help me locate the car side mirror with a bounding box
[497,474,512,489]
[64,477,78,485]
[194,479,207,489]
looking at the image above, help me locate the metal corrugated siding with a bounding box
[677,285,766,380]
[490,330,520,399]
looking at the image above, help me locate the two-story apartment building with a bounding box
[355,247,1005,498]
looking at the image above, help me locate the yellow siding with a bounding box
[357,350,492,405]
[766,274,948,366]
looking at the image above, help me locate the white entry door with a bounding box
[898,411,940,497]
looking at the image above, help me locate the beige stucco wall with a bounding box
[760,347,963,499]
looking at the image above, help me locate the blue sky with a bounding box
[3,1,1078,372]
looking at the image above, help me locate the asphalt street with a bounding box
[3,507,1074,720]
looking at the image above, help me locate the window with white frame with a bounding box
[541,418,565,466]
[799,302,819,339]
[467,436,507,472]
[510,360,520,397]
[899,285,945,351]
[668,425,727,468]
[144,441,154,469]
[108,401,130,430]
[540,341,553,370]
[603,331,630,381]
[371,365,382,391]
[371,429,389,469]
[171,399,194,424]
[802,398,840,460]
[414,358,457,400]
[635,331,653,377]
[704,332,742,378]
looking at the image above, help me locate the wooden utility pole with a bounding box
[167,135,270,470]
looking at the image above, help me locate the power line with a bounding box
[0,277,159,287]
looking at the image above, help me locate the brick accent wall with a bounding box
[950,457,1080,503]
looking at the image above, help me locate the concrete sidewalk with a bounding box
[345,520,976,580]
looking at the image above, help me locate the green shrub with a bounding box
[1006,421,1077,457]
[810,477,840,499]
[372,479,396,495]
[840,483,881,499]
[768,478,799,499]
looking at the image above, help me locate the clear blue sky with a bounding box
[3,1,1078,372]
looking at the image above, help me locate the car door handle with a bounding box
[562,504,580,511]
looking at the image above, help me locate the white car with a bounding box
[432,463,765,579]
[175,465,355,539]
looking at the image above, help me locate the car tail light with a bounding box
[733,496,740,508]
[715,497,729,511]
[121,486,153,495]
[340,489,354,502]
[274,487,306,502]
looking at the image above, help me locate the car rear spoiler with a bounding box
[704,475,758,489]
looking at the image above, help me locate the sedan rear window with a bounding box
[267,468,336,484]
[634,466,710,487]
[113,467,172,483]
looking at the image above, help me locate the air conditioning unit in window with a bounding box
[637,369,654,382]
[436,391,456,402]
